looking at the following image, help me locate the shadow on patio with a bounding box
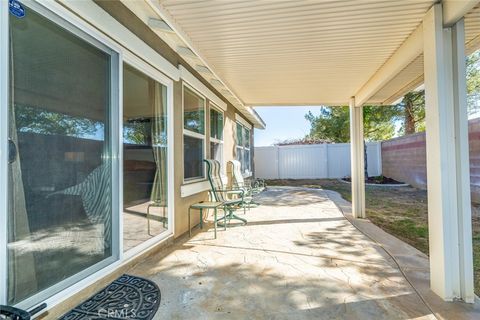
[126,187,476,319]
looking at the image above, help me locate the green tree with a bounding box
[468,51,480,95]
[398,90,425,135]
[467,50,480,116]
[305,105,400,143]
[124,118,151,145]
[15,105,99,137]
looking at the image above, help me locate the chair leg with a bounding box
[223,207,227,230]
[231,213,247,224]
[214,207,217,239]
[147,204,152,236]
[188,207,191,237]
[217,207,247,227]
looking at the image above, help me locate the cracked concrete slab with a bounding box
[128,186,455,319]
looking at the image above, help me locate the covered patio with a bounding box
[116,0,480,304]
[128,187,479,319]
[3,0,480,317]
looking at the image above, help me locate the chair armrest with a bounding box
[215,187,243,193]
[226,190,244,195]
[214,188,245,197]
[215,188,245,201]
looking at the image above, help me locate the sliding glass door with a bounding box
[6,3,118,305]
[123,63,170,252]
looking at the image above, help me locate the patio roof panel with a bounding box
[125,0,480,112]
[156,0,436,106]
[368,55,425,105]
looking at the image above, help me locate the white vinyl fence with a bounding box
[254,142,382,179]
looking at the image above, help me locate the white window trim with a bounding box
[179,65,226,111]
[123,51,174,89]
[210,137,223,144]
[182,83,207,184]
[209,103,225,172]
[183,129,205,140]
[236,122,253,177]
[180,180,211,198]
[209,102,225,143]
[235,113,253,130]
[210,137,224,144]
[244,126,253,180]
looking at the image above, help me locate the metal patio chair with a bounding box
[204,159,247,226]
[229,160,266,196]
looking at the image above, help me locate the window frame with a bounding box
[121,55,174,259]
[209,102,225,170]
[236,121,252,177]
[182,82,207,183]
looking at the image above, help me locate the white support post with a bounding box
[423,4,474,302]
[452,19,475,304]
[349,97,365,219]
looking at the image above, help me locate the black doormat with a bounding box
[60,274,160,320]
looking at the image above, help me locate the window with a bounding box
[7,5,117,305]
[210,105,224,167]
[236,122,252,174]
[123,63,169,252]
[183,86,206,181]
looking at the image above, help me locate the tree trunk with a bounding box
[404,97,416,135]
[364,140,368,180]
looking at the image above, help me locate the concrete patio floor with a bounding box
[129,187,480,320]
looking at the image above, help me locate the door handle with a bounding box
[8,138,17,164]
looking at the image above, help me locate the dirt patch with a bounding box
[265,178,480,295]
[342,176,404,185]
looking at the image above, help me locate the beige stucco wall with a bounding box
[172,80,245,237]
[172,80,206,237]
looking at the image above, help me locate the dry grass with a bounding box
[266,178,480,294]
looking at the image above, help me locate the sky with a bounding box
[254,106,324,147]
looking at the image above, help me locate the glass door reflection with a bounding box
[123,64,169,251]
[8,6,114,304]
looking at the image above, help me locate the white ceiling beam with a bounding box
[354,0,479,106]
[443,0,479,26]
[383,74,424,105]
[247,102,350,107]
[354,23,424,106]
[467,34,480,54]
